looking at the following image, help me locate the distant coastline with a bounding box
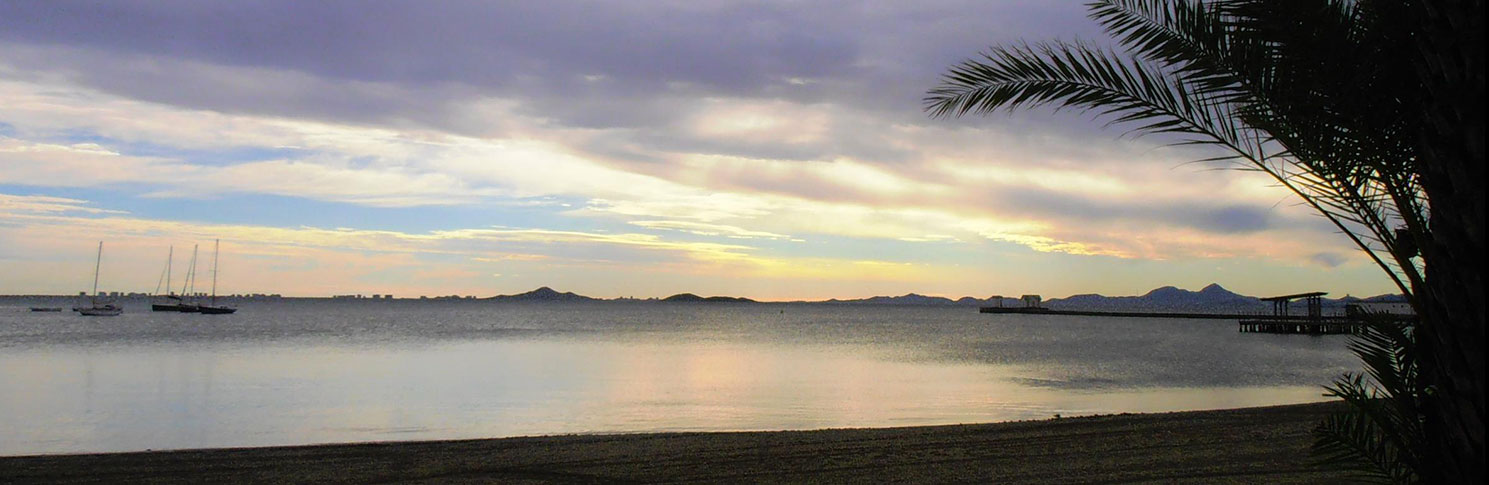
[3,283,1406,314]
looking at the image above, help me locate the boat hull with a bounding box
[198,306,236,315]
[79,306,123,316]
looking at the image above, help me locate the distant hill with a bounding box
[661,293,756,303]
[1041,283,1404,313]
[819,293,1029,306]
[1046,283,1265,313]
[485,287,596,302]
[476,285,1404,309]
[823,293,955,305]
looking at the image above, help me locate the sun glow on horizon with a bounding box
[0,3,1398,301]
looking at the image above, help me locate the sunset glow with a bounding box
[0,2,1394,300]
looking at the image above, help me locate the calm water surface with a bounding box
[0,298,1355,455]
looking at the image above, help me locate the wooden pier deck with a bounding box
[1237,317,1363,335]
[978,306,1262,319]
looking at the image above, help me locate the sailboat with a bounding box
[175,244,201,312]
[151,245,189,311]
[198,239,236,315]
[78,241,123,317]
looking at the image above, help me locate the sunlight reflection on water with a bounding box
[0,299,1352,454]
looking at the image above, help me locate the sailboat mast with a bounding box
[210,239,220,304]
[166,245,173,296]
[91,241,102,305]
[181,244,198,298]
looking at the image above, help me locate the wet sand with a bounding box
[1,401,1351,484]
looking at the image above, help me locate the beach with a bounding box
[2,401,1351,484]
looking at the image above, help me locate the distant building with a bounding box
[1020,294,1042,308]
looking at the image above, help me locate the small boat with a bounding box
[30,307,63,312]
[151,246,191,311]
[153,296,191,312]
[174,244,202,312]
[79,241,123,317]
[196,239,237,315]
[79,304,123,317]
[198,305,235,315]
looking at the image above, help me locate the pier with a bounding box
[1237,291,1358,334]
[980,290,1411,335]
[1236,317,1364,335]
[978,307,1260,319]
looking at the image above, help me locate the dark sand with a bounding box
[1,401,1352,484]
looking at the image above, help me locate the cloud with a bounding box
[0,193,128,215]
[0,1,1388,300]
[0,1,1108,144]
[0,76,1350,266]
[0,193,969,297]
[628,220,794,240]
[1310,252,1349,268]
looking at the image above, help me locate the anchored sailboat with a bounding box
[78,241,123,317]
[198,239,236,315]
[177,244,201,312]
[151,245,189,311]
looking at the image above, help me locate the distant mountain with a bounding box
[661,293,756,303]
[823,293,970,305]
[1046,283,1266,313]
[859,293,956,305]
[475,284,1404,309]
[1041,283,1408,313]
[485,287,596,302]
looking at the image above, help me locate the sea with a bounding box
[0,297,1357,455]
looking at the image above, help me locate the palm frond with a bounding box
[925,41,1256,158]
[1313,316,1424,484]
[926,0,1426,299]
[927,2,1439,480]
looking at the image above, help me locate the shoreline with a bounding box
[3,401,1353,483]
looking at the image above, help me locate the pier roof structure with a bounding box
[1260,291,1327,318]
[1259,291,1328,301]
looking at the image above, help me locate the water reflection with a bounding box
[0,337,1330,455]
[0,302,1352,455]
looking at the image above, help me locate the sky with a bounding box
[0,1,1397,300]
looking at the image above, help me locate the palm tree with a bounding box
[925,1,1482,482]
[1314,317,1425,483]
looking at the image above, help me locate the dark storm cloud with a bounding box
[1309,252,1348,268]
[0,1,1100,132]
[978,186,1282,235]
[0,1,856,95]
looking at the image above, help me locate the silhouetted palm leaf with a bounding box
[927,1,1433,481]
[926,0,1427,297]
[1314,317,1423,483]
